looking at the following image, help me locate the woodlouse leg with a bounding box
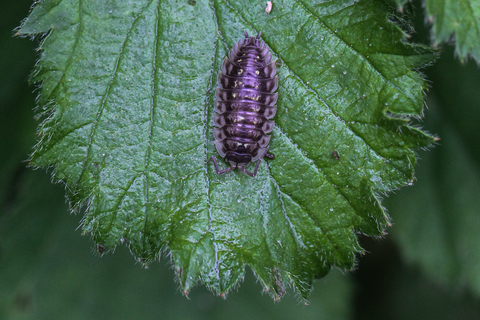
[207,156,236,175]
[238,162,259,177]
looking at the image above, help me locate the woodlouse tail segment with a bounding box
[207,156,236,175]
[238,145,270,177]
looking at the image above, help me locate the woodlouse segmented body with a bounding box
[208,31,277,177]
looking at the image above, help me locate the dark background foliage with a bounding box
[2,0,480,318]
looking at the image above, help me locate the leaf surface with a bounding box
[20,0,434,300]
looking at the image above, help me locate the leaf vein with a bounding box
[268,172,305,250]
[76,2,152,188]
[295,0,413,105]
[258,177,275,268]
[106,173,140,233]
[41,0,82,103]
[274,125,357,243]
[141,0,160,258]
[198,0,222,281]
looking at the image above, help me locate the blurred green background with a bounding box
[2,1,480,319]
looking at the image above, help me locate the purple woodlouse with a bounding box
[208,31,277,177]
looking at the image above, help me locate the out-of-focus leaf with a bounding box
[386,46,480,296]
[425,0,480,62]
[388,113,480,295]
[0,0,37,200]
[18,0,434,299]
[397,0,480,63]
[354,238,480,319]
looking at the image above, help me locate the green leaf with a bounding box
[397,0,480,63]
[19,0,434,300]
[426,0,480,63]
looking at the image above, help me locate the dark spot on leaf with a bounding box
[188,0,196,5]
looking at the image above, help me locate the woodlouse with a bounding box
[208,31,277,177]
